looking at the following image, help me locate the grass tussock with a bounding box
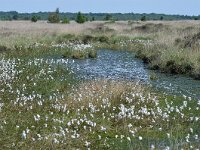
[133,23,170,33]
[1,73,200,149]
[63,48,97,59]
[125,22,200,79]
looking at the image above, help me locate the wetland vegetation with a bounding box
[0,20,200,149]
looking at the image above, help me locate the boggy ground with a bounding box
[0,20,200,149]
[1,20,200,79]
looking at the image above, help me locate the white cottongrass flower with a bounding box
[150,144,155,150]
[166,133,170,138]
[34,114,41,121]
[138,136,142,140]
[127,137,131,141]
[190,128,193,133]
[53,138,59,144]
[85,141,91,147]
[165,146,170,150]
[21,130,27,139]
[101,126,106,131]
[194,134,198,140]
[185,134,190,142]
[128,123,132,128]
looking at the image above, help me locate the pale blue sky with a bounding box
[1,0,200,15]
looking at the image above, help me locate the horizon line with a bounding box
[0,10,199,17]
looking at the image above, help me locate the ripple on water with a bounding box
[66,49,200,99]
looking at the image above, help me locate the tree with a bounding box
[104,14,112,21]
[91,17,95,21]
[31,16,38,22]
[56,8,59,14]
[141,16,146,21]
[12,14,18,20]
[5,16,12,21]
[48,8,60,23]
[160,16,164,20]
[76,12,86,24]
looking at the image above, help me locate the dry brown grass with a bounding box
[0,21,108,36]
[65,80,144,109]
[0,21,109,48]
[1,20,200,52]
[1,20,200,77]
[0,20,200,40]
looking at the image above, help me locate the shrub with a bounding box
[98,36,109,43]
[48,8,60,23]
[12,14,18,20]
[76,12,86,24]
[82,35,95,44]
[104,14,112,21]
[91,17,95,21]
[141,16,146,21]
[62,17,70,24]
[31,16,38,22]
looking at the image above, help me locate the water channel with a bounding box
[66,49,200,99]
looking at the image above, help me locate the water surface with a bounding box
[67,49,200,99]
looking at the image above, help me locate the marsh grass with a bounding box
[135,42,200,78]
[1,21,200,149]
[62,48,97,59]
[1,21,200,79]
[132,22,200,79]
[1,76,200,149]
[2,38,97,60]
[0,57,76,149]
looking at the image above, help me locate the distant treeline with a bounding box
[0,11,199,21]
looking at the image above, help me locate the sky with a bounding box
[0,0,200,16]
